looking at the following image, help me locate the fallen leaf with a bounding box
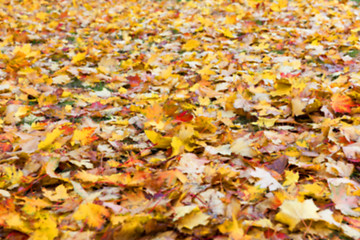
[145,130,171,149]
[71,127,98,146]
[182,39,200,51]
[331,94,354,113]
[250,167,283,191]
[43,185,70,202]
[38,127,63,150]
[71,52,87,64]
[177,209,210,230]
[230,134,255,157]
[73,202,110,229]
[275,199,319,231]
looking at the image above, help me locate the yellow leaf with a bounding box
[220,28,236,38]
[171,136,184,156]
[73,202,110,229]
[32,213,59,240]
[118,87,127,94]
[198,64,216,76]
[225,15,237,25]
[38,127,63,150]
[22,197,51,215]
[244,218,273,229]
[198,96,210,106]
[218,214,245,240]
[283,170,299,186]
[71,52,87,64]
[177,210,210,229]
[110,214,150,239]
[145,130,171,148]
[296,139,308,148]
[21,87,40,97]
[270,82,291,96]
[284,147,300,158]
[64,105,72,112]
[178,124,195,141]
[5,213,32,234]
[98,57,118,74]
[38,94,58,107]
[75,171,101,183]
[36,12,48,21]
[270,0,288,11]
[182,39,200,51]
[291,97,307,116]
[171,124,197,154]
[173,205,198,221]
[198,16,213,27]
[253,117,277,128]
[43,185,69,202]
[13,44,39,58]
[275,199,319,231]
[14,106,30,118]
[161,66,173,79]
[147,53,159,66]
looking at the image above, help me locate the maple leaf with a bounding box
[52,75,71,84]
[12,44,40,58]
[73,202,110,229]
[3,165,23,188]
[71,127,98,146]
[230,134,255,157]
[32,213,59,240]
[328,180,360,217]
[174,111,193,123]
[43,184,70,202]
[275,199,320,231]
[145,130,171,148]
[4,213,32,235]
[182,39,200,51]
[71,52,87,64]
[3,0,360,239]
[126,75,142,88]
[249,167,283,191]
[177,209,210,230]
[38,127,63,150]
[197,189,225,216]
[173,205,198,221]
[283,170,299,186]
[218,214,249,240]
[331,93,354,113]
[0,142,12,153]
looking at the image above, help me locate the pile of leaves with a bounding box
[0,0,360,239]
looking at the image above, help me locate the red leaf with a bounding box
[175,111,193,122]
[0,142,12,153]
[264,229,274,238]
[331,94,354,113]
[126,75,142,88]
[59,125,75,135]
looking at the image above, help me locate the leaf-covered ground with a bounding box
[1,0,360,239]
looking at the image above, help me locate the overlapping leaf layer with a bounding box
[0,0,360,239]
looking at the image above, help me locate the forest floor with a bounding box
[0,0,360,239]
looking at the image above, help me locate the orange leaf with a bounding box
[331,94,354,113]
[71,127,98,146]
